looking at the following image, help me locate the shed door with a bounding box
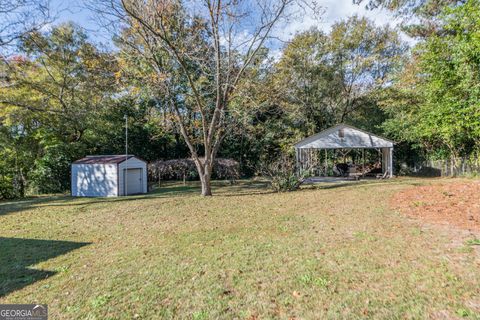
[125,168,143,195]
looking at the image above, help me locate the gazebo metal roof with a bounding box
[294,124,394,149]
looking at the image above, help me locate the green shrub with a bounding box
[260,155,309,192]
[0,175,17,199]
[30,146,72,194]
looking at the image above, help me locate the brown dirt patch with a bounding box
[392,180,480,232]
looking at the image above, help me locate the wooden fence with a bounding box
[412,157,480,177]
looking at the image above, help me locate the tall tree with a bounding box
[1,24,117,139]
[96,0,294,196]
[219,17,406,173]
[0,23,118,195]
[328,16,406,122]
[270,17,406,135]
[354,0,465,38]
[273,29,336,134]
[381,0,480,170]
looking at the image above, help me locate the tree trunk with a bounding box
[200,172,212,196]
[194,158,213,196]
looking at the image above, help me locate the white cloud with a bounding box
[267,0,414,59]
[277,0,402,40]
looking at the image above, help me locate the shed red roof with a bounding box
[73,155,135,164]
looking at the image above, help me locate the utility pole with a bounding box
[124,114,128,196]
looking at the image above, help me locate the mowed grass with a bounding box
[1,178,480,319]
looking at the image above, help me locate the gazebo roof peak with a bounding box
[294,124,394,149]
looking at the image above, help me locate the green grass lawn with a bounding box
[1,178,480,319]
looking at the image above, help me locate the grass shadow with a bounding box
[0,184,200,216]
[0,196,71,216]
[210,180,273,197]
[149,184,199,196]
[0,237,90,297]
[304,178,415,191]
[148,180,273,197]
[0,180,272,216]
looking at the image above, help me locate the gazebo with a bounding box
[294,124,394,178]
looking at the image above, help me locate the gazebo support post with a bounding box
[295,148,299,173]
[298,148,302,172]
[362,148,365,177]
[381,147,394,178]
[303,149,306,171]
[389,147,393,178]
[308,148,311,171]
[381,148,386,174]
[300,148,304,171]
[324,149,328,177]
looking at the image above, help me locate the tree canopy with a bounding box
[382,0,480,164]
[0,0,479,198]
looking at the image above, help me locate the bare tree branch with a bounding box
[92,0,294,195]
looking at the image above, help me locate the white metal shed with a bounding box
[294,124,394,177]
[71,155,147,197]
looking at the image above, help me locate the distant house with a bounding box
[71,155,147,197]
